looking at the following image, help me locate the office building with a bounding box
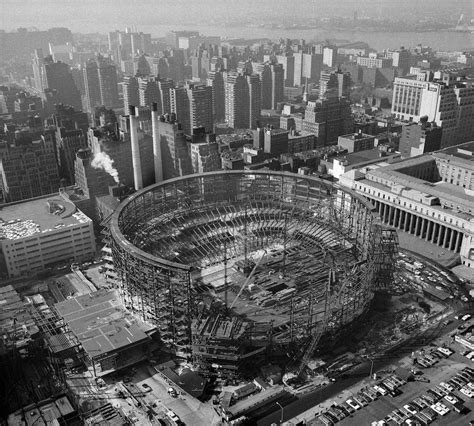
[387,47,412,74]
[345,142,474,269]
[157,114,192,180]
[253,62,284,110]
[288,130,315,154]
[56,126,87,185]
[190,135,221,173]
[0,131,60,203]
[273,54,295,87]
[33,54,82,110]
[207,70,226,122]
[122,75,140,114]
[108,28,152,61]
[392,72,474,148]
[323,46,337,68]
[302,98,353,146]
[399,119,442,158]
[221,73,264,130]
[357,53,392,69]
[338,132,375,153]
[319,70,351,99]
[170,83,213,137]
[83,56,120,112]
[263,127,289,156]
[0,194,95,277]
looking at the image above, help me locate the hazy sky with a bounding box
[0,0,466,35]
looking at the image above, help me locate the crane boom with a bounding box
[230,250,266,309]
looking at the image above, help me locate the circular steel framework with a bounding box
[110,171,386,353]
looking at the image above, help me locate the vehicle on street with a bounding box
[461,314,472,321]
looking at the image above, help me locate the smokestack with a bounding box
[129,105,143,191]
[151,102,163,183]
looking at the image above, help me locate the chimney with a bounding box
[129,105,143,191]
[151,102,163,183]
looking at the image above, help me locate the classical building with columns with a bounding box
[342,141,474,268]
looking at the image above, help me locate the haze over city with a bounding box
[0,0,473,425]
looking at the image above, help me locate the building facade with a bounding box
[0,194,95,277]
[344,143,474,269]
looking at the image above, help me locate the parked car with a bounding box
[141,383,152,393]
[403,404,417,415]
[346,399,361,410]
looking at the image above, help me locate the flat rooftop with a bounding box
[0,194,90,240]
[433,141,474,167]
[55,289,154,359]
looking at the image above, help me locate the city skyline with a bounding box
[0,3,473,425]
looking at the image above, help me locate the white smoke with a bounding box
[91,152,119,183]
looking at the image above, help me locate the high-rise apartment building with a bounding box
[224,73,261,130]
[392,72,474,148]
[170,83,213,137]
[207,70,226,122]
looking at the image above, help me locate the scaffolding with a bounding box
[109,171,395,369]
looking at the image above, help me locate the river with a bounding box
[139,25,473,52]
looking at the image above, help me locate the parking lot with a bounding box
[313,318,474,425]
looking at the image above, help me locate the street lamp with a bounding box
[364,355,375,378]
[276,401,284,424]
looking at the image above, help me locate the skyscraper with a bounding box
[157,114,192,180]
[319,70,351,99]
[207,70,225,122]
[392,72,474,148]
[33,54,82,110]
[302,98,353,147]
[253,63,272,109]
[224,73,261,130]
[122,76,140,114]
[170,83,213,136]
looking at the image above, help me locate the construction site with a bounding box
[110,170,398,381]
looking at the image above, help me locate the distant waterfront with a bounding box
[141,25,472,51]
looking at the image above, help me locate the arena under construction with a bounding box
[110,171,398,378]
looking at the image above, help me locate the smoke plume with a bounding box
[91,152,119,183]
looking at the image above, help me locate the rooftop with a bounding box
[433,141,474,167]
[54,289,154,359]
[0,194,90,241]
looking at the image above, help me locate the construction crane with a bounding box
[295,265,355,378]
[229,250,267,310]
